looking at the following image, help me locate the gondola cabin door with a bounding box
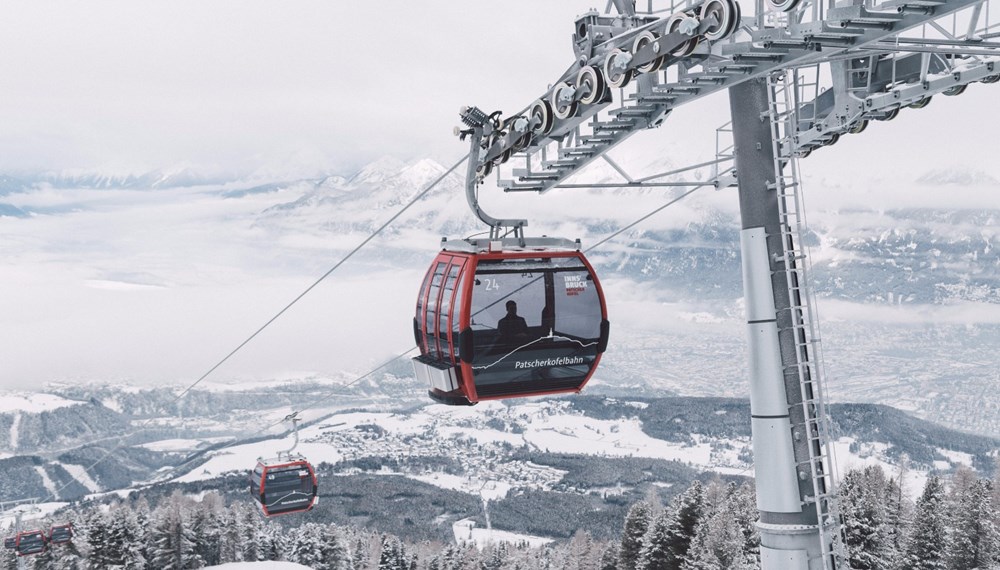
[413,239,608,405]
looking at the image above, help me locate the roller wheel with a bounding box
[700,0,737,41]
[632,32,666,74]
[551,82,579,120]
[512,132,532,152]
[797,147,812,159]
[908,96,931,109]
[499,148,513,164]
[603,48,634,88]
[529,99,555,136]
[981,74,1000,84]
[847,119,868,135]
[666,14,699,57]
[767,0,802,13]
[944,84,967,96]
[576,65,608,105]
[876,107,900,121]
[821,133,840,147]
[476,160,493,179]
[730,0,743,36]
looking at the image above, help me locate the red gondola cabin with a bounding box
[251,458,318,517]
[413,238,609,405]
[48,524,73,545]
[14,530,47,556]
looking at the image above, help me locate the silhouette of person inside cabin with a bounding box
[496,300,529,349]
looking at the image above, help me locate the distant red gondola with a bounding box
[251,458,318,517]
[48,524,73,545]
[413,238,609,405]
[14,530,47,556]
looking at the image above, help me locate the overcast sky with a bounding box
[0,1,997,178]
[0,1,597,176]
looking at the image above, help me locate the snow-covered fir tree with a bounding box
[840,465,892,570]
[599,540,619,570]
[946,477,998,570]
[681,481,753,570]
[9,464,1000,570]
[618,501,652,570]
[663,479,704,567]
[902,475,949,570]
[636,509,673,570]
[149,492,203,569]
[320,524,353,570]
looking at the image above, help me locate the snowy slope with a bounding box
[168,397,996,505]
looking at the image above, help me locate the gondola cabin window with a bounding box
[413,243,609,405]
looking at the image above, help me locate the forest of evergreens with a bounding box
[2,463,997,569]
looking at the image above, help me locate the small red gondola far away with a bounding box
[250,459,319,517]
[413,237,609,405]
[250,414,318,517]
[48,524,73,545]
[14,530,47,557]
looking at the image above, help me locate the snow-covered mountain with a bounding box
[916,167,1000,186]
[1,156,997,489]
[2,384,996,519]
[226,157,1000,305]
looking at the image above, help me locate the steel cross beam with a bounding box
[463,0,994,201]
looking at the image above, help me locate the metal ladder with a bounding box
[766,70,848,570]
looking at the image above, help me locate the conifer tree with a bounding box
[681,482,752,570]
[259,524,284,562]
[598,540,619,570]
[378,535,407,570]
[321,524,352,570]
[947,478,998,570]
[728,482,760,566]
[190,492,223,567]
[637,510,674,570]
[564,529,598,570]
[84,510,113,569]
[239,501,263,562]
[902,475,948,570]
[665,480,704,566]
[353,536,371,570]
[618,501,652,570]
[50,539,85,570]
[290,522,326,568]
[840,466,891,570]
[107,506,147,569]
[149,493,202,569]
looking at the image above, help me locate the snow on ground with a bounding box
[205,561,309,570]
[0,393,82,414]
[9,413,20,450]
[410,473,514,501]
[138,438,234,452]
[172,428,344,484]
[0,502,68,532]
[170,399,744,493]
[522,414,714,464]
[59,462,102,493]
[34,466,57,496]
[936,447,975,467]
[169,398,952,504]
[453,518,553,549]
[831,437,928,498]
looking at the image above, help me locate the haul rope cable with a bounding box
[40,169,711,503]
[163,181,713,481]
[40,156,468,503]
